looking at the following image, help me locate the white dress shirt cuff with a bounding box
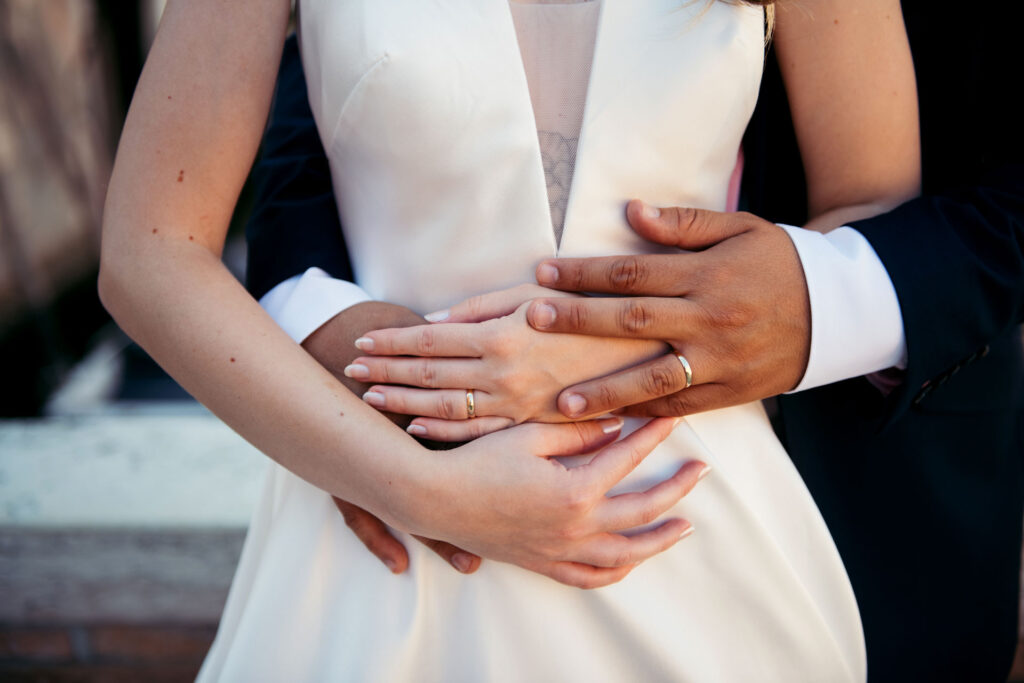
[259,267,373,343]
[779,225,907,392]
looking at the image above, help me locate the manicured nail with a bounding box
[384,559,399,573]
[641,202,661,220]
[536,262,559,285]
[354,337,374,351]
[697,464,712,481]
[531,302,557,329]
[600,417,625,434]
[564,393,587,416]
[451,552,473,573]
[425,309,449,322]
[362,391,385,407]
[679,526,695,540]
[406,424,427,436]
[344,363,369,379]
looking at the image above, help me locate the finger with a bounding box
[624,200,755,250]
[426,284,558,324]
[535,254,695,295]
[363,386,492,419]
[595,460,710,531]
[519,417,625,457]
[333,498,408,574]
[557,353,707,419]
[413,536,482,574]
[542,561,635,590]
[569,519,693,568]
[615,383,741,418]
[407,416,514,442]
[527,296,698,338]
[354,323,483,357]
[583,417,678,490]
[345,357,478,389]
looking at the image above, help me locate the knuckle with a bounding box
[592,382,620,412]
[618,299,652,334]
[419,360,438,387]
[415,327,436,355]
[611,548,634,568]
[638,504,660,526]
[609,256,647,292]
[439,394,460,420]
[675,206,700,233]
[642,363,677,397]
[661,392,692,417]
[569,265,587,292]
[562,482,592,514]
[565,301,587,332]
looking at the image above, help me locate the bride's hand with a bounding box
[344,286,667,441]
[401,416,707,588]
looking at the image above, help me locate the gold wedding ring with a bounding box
[465,389,476,418]
[676,355,694,389]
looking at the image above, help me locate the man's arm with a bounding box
[523,170,1024,421]
[853,165,1024,418]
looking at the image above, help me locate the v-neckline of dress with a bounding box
[498,0,608,254]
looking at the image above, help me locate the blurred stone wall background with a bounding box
[1,3,262,681]
[0,0,115,415]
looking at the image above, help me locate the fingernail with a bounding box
[531,302,557,329]
[354,337,375,352]
[679,526,695,540]
[344,363,369,379]
[564,393,587,417]
[452,552,473,573]
[697,464,712,481]
[424,309,449,322]
[536,262,559,285]
[406,424,427,436]
[641,202,661,220]
[600,417,625,434]
[671,417,683,428]
[384,558,399,573]
[362,391,386,407]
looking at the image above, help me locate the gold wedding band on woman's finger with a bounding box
[676,355,694,389]
[465,389,476,418]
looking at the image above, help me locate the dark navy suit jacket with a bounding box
[246,5,1024,679]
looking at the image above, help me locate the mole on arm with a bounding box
[230,357,236,363]
[177,170,184,182]
[188,235,194,241]
[152,228,158,234]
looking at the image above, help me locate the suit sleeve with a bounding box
[245,34,356,301]
[850,164,1024,419]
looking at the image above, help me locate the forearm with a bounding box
[99,240,423,526]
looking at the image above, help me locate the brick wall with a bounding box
[0,624,215,682]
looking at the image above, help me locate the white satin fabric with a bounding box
[198,1,867,680]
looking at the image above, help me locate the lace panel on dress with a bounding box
[510,0,600,245]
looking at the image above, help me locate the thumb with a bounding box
[625,199,751,251]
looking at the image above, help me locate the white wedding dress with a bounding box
[198,1,867,680]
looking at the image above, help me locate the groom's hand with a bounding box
[304,302,481,575]
[528,201,811,418]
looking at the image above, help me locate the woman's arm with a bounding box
[774,0,920,231]
[99,0,412,512]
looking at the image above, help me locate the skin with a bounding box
[336,0,920,567]
[97,0,708,590]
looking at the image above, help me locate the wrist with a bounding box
[304,301,425,425]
